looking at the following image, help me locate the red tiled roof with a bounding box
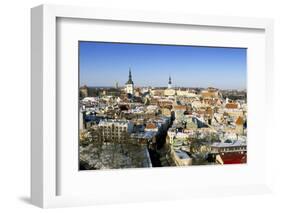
[146,123,157,129]
[236,116,244,125]
[225,103,238,109]
[173,105,187,110]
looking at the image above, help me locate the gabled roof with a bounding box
[235,116,244,125]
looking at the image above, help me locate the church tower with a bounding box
[125,68,134,95]
[168,76,172,89]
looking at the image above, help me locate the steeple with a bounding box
[125,68,134,95]
[126,68,134,85]
[168,75,172,89]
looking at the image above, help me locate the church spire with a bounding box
[126,68,134,85]
[168,75,172,89]
[125,68,134,95]
[129,68,132,81]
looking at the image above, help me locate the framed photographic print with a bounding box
[78,41,248,170]
[31,4,274,208]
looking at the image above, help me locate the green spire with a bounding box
[126,68,134,84]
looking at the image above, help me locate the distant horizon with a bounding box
[81,85,247,91]
[79,41,247,90]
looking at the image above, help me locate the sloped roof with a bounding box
[225,103,238,109]
[235,116,244,125]
[146,123,157,129]
[173,105,187,110]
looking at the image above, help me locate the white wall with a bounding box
[0,0,280,212]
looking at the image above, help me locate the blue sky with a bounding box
[79,41,246,89]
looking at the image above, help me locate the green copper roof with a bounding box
[126,69,134,84]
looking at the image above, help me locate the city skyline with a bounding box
[79,41,247,90]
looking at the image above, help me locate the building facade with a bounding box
[80,85,89,98]
[98,119,133,143]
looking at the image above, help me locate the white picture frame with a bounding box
[31,4,274,208]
